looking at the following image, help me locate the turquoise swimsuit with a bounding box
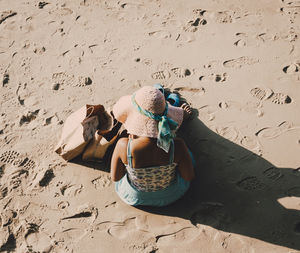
[115,139,190,206]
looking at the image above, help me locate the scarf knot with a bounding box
[131,94,178,152]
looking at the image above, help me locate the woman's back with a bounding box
[122,136,177,192]
[114,136,194,182]
[123,136,174,168]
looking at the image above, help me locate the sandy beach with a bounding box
[1,0,300,252]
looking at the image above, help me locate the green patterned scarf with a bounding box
[131,93,178,152]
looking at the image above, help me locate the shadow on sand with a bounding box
[136,115,300,250]
[70,105,300,250]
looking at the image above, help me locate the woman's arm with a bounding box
[174,138,195,181]
[110,138,127,181]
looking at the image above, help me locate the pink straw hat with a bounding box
[113,86,184,138]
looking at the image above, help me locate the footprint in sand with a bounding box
[148,30,172,39]
[170,68,192,78]
[0,209,17,227]
[142,58,152,66]
[38,169,55,187]
[0,156,35,196]
[33,46,46,55]
[197,105,217,121]
[270,93,292,104]
[151,67,192,80]
[282,0,300,5]
[151,70,170,80]
[25,229,52,253]
[60,183,83,197]
[43,114,61,126]
[60,206,98,237]
[19,109,40,126]
[52,72,75,87]
[214,73,227,82]
[234,32,275,46]
[20,158,35,171]
[7,167,29,190]
[213,126,239,142]
[58,201,70,210]
[234,33,253,47]
[190,202,230,229]
[219,100,263,117]
[187,9,239,29]
[91,174,111,190]
[52,72,92,88]
[94,220,122,233]
[283,63,299,74]
[98,217,157,252]
[256,32,276,43]
[234,37,247,47]
[236,176,266,191]
[250,87,292,105]
[56,8,73,17]
[209,11,236,24]
[174,86,205,95]
[0,151,35,170]
[199,73,227,82]
[77,76,93,87]
[184,9,208,32]
[0,150,22,165]
[104,217,158,251]
[240,135,262,154]
[2,73,9,87]
[108,217,137,238]
[0,233,16,252]
[203,60,218,70]
[56,207,97,243]
[0,185,8,200]
[38,2,49,9]
[223,56,259,68]
[0,10,17,25]
[250,87,274,101]
[263,167,283,181]
[0,163,4,175]
[0,125,5,135]
[255,121,300,139]
[213,125,262,153]
[192,9,207,17]
[184,17,207,32]
[22,221,54,253]
[52,83,60,90]
[16,82,29,106]
[280,6,300,16]
[103,217,160,249]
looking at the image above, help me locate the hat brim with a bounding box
[113,95,184,138]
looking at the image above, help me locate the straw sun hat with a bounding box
[113,86,184,138]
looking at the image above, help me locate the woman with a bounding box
[110,86,195,206]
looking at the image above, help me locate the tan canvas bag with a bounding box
[55,104,106,161]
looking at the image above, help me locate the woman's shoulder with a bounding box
[117,136,148,149]
[116,137,129,150]
[114,137,129,164]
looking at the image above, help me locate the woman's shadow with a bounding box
[138,111,300,250]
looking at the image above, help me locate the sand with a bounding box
[1,0,300,252]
